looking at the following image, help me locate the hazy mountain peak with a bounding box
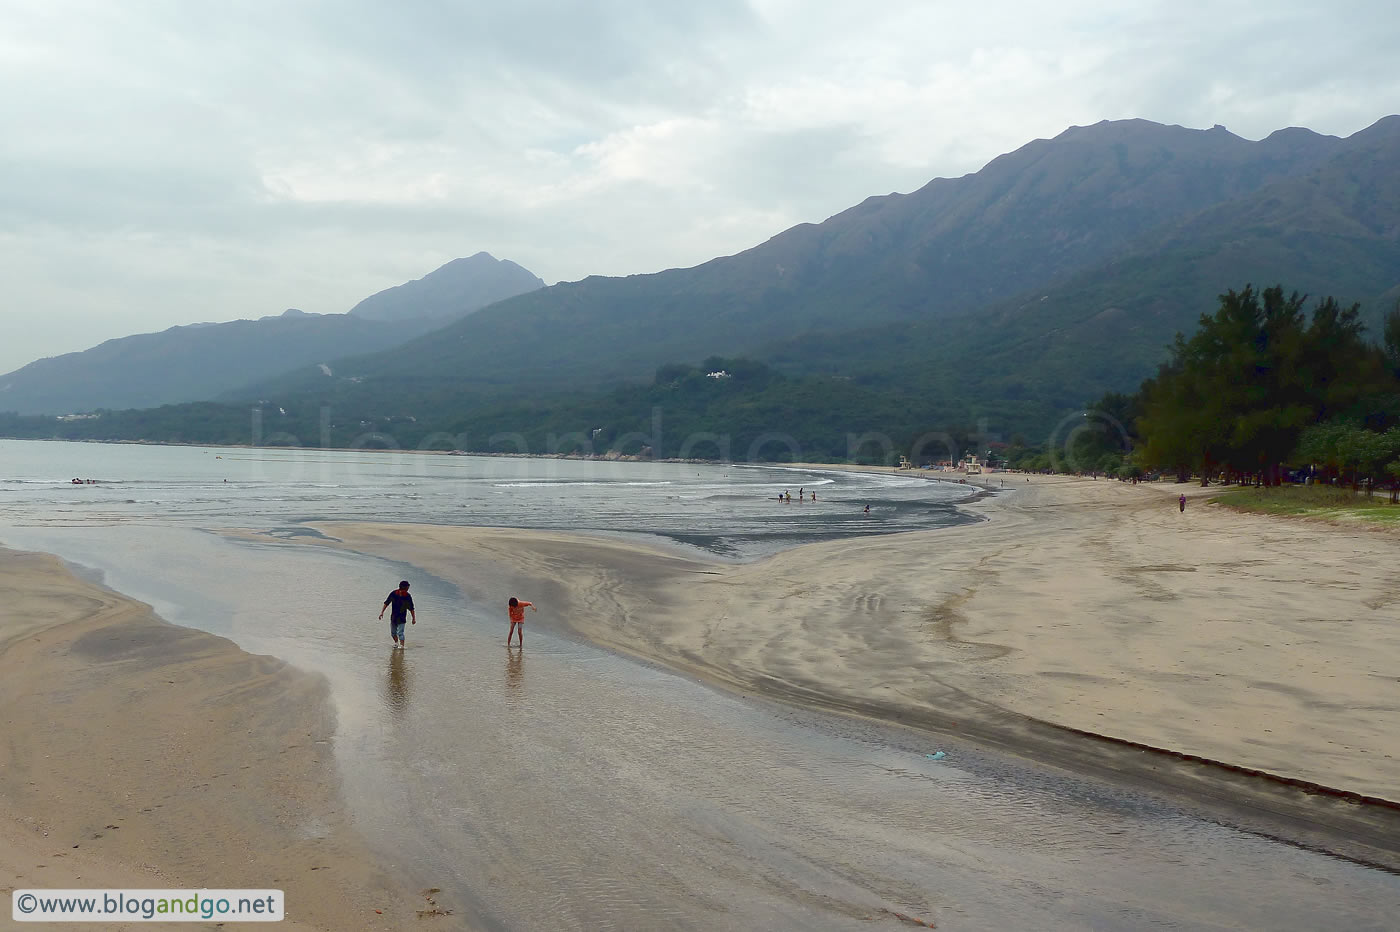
[1055,117,1241,145]
[0,254,543,414]
[259,308,324,321]
[347,254,545,322]
[1262,126,1331,144]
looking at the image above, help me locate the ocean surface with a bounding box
[0,439,981,558]
[3,439,1399,930]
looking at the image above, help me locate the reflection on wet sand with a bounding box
[385,648,410,712]
[505,647,524,696]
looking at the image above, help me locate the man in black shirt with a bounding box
[379,580,416,649]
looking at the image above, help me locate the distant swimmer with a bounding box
[811,491,817,501]
[799,487,804,499]
[1179,494,1187,513]
[379,580,416,649]
[508,596,536,647]
[863,504,870,514]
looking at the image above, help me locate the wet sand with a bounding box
[308,474,1400,861]
[0,546,411,930]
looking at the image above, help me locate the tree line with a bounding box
[1020,285,1400,498]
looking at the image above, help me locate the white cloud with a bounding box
[0,0,1397,372]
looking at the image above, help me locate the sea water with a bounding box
[0,439,978,558]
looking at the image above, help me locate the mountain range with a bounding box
[3,115,1398,453]
[0,252,543,415]
[238,115,1400,436]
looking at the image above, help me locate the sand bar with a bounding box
[306,474,1400,856]
[0,546,412,930]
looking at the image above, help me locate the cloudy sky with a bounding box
[1,0,1396,373]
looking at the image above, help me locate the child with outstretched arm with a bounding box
[507,596,536,646]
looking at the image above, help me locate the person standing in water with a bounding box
[508,596,536,647]
[379,580,416,649]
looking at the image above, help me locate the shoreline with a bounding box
[2,434,1001,481]
[293,474,1400,866]
[0,546,411,930]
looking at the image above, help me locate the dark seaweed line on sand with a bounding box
[738,672,1400,873]
[1045,721,1400,812]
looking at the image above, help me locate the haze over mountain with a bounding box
[0,254,544,415]
[0,313,414,416]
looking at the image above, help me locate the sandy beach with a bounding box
[0,547,412,930]
[307,474,1400,856]
[6,463,1400,929]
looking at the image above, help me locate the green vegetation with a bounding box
[1095,288,1400,505]
[1211,485,1400,524]
[0,359,964,464]
[1134,286,1389,483]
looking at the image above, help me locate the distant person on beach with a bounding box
[1179,494,1187,513]
[508,596,535,646]
[380,580,415,649]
